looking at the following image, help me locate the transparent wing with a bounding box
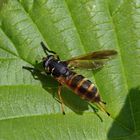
[66,60,106,70]
[67,50,117,61]
[64,50,117,70]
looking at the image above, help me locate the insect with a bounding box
[23,42,117,116]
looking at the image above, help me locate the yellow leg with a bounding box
[58,85,65,115]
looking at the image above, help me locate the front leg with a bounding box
[22,66,39,79]
[22,66,49,79]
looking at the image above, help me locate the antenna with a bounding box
[40,41,56,55]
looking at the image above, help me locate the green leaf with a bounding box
[0,0,140,139]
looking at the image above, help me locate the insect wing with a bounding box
[67,60,106,70]
[65,50,117,70]
[67,50,117,61]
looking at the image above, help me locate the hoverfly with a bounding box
[23,42,117,116]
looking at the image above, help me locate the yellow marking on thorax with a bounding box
[51,68,55,73]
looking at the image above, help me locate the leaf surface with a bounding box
[0,0,140,140]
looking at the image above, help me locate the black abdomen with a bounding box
[65,72,100,102]
[48,59,101,103]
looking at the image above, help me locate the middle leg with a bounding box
[57,84,65,115]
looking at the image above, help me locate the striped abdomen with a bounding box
[59,71,101,103]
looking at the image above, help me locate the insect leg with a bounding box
[22,66,40,79]
[22,66,35,71]
[23,66,50,81]
[96,102,110,116]
[57,84,65,115]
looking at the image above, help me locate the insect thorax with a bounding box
[44,57,69,77]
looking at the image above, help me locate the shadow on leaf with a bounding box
[108,87,140,139]
[22,63,90,115]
